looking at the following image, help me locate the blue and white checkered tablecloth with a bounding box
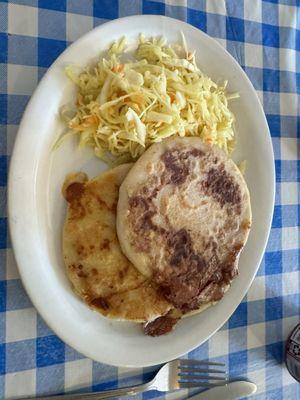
[0,0,299,399]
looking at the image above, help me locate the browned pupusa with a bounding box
[117,137,252,314]
[62,164,172,322]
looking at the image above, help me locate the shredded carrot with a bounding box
[112,64,124,73]
[169,92,176,103]
[83,115,99,125]
[69,115,99,131]
[116,89,127,97]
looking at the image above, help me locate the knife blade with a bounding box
[188,381,257,400]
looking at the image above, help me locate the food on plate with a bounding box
[60,35,238,165]
[117,137,252,314]
[62,164,172,323]
[60,35,251,336]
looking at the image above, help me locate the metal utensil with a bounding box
[23,359,227,400]
[188,380,257,400]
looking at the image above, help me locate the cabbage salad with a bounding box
[60,35,238,164]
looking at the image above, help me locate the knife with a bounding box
[188,381,257,400]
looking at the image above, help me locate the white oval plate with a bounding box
[8,15,274,367]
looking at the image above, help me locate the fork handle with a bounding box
[23,382,155,400]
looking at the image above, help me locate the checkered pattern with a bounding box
[0,0,299,399]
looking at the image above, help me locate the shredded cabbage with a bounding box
[60,35,238,164]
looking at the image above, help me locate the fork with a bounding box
[25,359,227,400]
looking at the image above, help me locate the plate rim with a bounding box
[8,14,275,367]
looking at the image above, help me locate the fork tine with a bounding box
[178,367,226,374]
[180,359,225,367]
[178,373,226,380]
[179,382,227,389]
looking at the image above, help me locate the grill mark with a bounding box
[161,147,204,186]
[90,297,110,310]
[65,182,85,203]
[202,166,241,211]
[153,229,221,311]
[100,238,110,250]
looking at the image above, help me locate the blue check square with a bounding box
[0,156,7,187]
[272,205,282,228]
[38,0,66,12]
[229,302,247,329]
[263,69,280,92]
[266,342,284,364]
[0,33,7,64]
[265,297,283,321]
[187,8,207,32]
[143,0,165,15]
[262,24,280,48]
[229,350,247,375]
[38,37,66,68]
[36,335,65,367]
[93,0,118,19]
[0,344,5,375]
[0,282,6,312]
[226,16,245,42]
[265,251,282,275]
[0,219,7,250]
[267,114,280,137]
